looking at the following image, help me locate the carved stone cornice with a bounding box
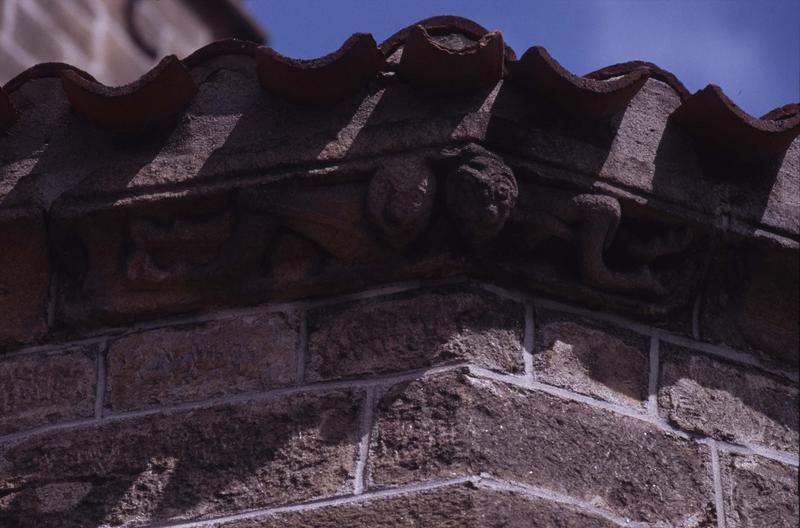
[1,18,797,369]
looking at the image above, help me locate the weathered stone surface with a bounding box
[106,312,299,412]
[701,247,799,368]
[0,208,49,349]
[307,288,524,381]
[370,370,714,525]
[721,453,799,528]
[533,313,648,407]
[0,391,361,527]
[658,346,799,453]
[219,483,618,528]
[0,345,96,436]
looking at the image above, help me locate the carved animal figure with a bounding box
[442,144,692,297]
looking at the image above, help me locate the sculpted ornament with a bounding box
[125,210,234,287]
[438,144,693,297]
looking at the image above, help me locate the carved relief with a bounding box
[431,143,694,298]
[440,144,518,246]
[367,156,436,248]
[510,186,692,297]
[125,210,233,287]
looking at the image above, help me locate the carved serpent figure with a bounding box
[438,144,691,297]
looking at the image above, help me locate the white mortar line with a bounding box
[657,332,799,382]
[479,281,532,303]
[695,438,730,527]
[468,365,674,431]
[533,295,799,383]
[646,337,660,417]
[94,341,108,419]
[713,440,799,467]
[707,440,727,528]
[294,311,307,385]
[0,363,468,446]
[534,296,655,336]
[353,387,376,495]
[477,476,647,528]
[148,477,477,527]
[523,300,535,381]
[0,334,111,360]
[1,277,469,359]
[468,365,800,467]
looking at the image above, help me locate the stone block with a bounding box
[0,208,49,349]
[533,311,649,407]
[105,312,299,412]
[219,483,618,528]
[0,345,96,436]
[721,453,799,528]
[701,246,799,368]
[370,370,714,525]
[0,390,362,526]
[307,288,524,381]
[658,345,798,453]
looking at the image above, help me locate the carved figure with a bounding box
[440,144,519,246]
[367,155,436,248]
[511,187,691,296]
[441,144,692,297]
[125,210,233,286]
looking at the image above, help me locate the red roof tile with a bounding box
[255,33,384,105]
[1,16,797,162]
[60,55,196,135]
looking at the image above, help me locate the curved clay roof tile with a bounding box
[255,33,384,105]
[60,55,197,135]
[511,46,650,117]
[381,16,493,54]
[0,88,15,131]
[584,60,690,101]
[3,62,97,93]
[671,84,800,160]
[397,25,505,92]
[182,38,259,69]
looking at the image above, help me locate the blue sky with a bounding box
[243,0,799,117]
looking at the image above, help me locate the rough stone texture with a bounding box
[106,312,299,412]
[0,345,97,436]
[307,288,524,381]
[370,370,714,525]
[702,247,799,368]
[721,453,799,528]
[532,312,649,407]
[219,483,618,528]
[658,345,799,453]
[0,390,361,528]
[0,209,49,349]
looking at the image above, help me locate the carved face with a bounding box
[447,153,518,245]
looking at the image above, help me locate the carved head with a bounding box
[443,144,518,246]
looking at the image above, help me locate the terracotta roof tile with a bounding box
[59,55,196,135]
[1,16,797,161]
[671,84,800,160]
[182,38,259,68]
[255,33,384,105]
[0,87,14,129]
[584,60,690,101]
[397,25,505,92]
[511,46,650,117]
[4,62,97,93]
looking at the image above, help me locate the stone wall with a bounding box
[0,0,260,86]
[1,279,797,527]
